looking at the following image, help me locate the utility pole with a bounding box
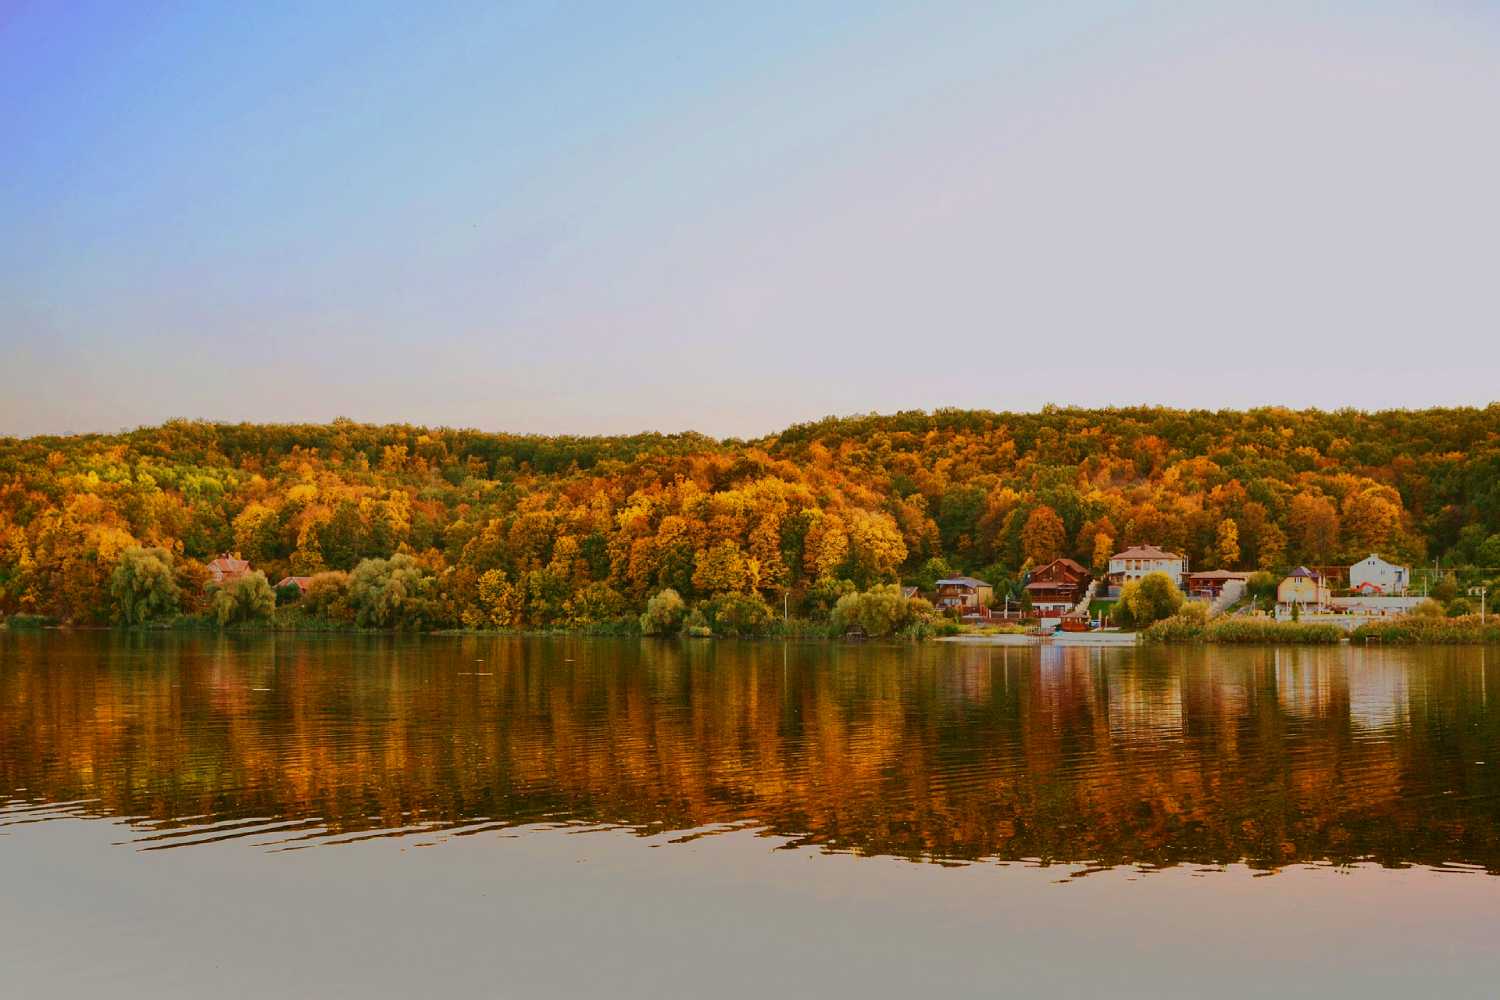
[1470,586,1488,625]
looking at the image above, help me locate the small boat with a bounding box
[1058,613,1092,633]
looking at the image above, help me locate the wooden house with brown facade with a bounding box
[1024,558,1093,614]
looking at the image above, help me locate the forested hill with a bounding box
[3,407,1499,625]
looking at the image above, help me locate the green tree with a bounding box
[699,592,774,636]
[564,581,626,624]
[212,571,275,626]
[830,584,915,637]
[1246,571,1278,606]
[912,557,954,593]
[1412,598,1446,618]
[1114,571,1184,629]
[640,588,687,635]
[348,554,429,628]
[110,546,181,625]
[804,577,856,619]
[304,571,352,621]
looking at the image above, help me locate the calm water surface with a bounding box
[3,632,1499,998]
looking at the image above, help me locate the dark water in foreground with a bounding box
[3,632,1500,998]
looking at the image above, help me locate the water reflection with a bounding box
[1,633,1497,872]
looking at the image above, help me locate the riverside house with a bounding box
[1349,553,1409,595]
[1024,558,1092,614]
[1187,569,1251,600]
[206,553,252,586]
[1106,544,1187,595]
[1278,566,1329,608]
[934,577,994,612]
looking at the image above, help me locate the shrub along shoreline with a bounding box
[9,553,1497,645]
[1349,615,1500,644]
[1142,613,1500,645]
[8,612,1500,646]
[1141,616,1344,644]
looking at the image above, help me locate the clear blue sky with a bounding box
[3,1,1498,438]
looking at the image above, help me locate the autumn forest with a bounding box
[3,406,1499,630]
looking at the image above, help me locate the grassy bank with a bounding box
[1141,616,1344,645]
[2,610,940,641]
[1350,615,1500,644]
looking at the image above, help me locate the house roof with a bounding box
[900,586,919,599]
[936,576,992,588]
[1286,566,1320,579]
[207,555,249,572]
[1025,579,1079,592]
[1036,557,1089,575]
[1110,544,1181,561]
[1188,569,1251,581]
[276,576,312,588]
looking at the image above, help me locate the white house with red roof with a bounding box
[1349,554,1408,595]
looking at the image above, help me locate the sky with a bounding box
[3,0,1499,440]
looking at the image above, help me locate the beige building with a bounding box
[935,577,994,611]
[1277,566,1329,607]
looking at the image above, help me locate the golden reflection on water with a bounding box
[1,633,1497,871]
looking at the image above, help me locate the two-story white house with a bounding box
[1349,553,1408,595]
[1106,544,1187,596]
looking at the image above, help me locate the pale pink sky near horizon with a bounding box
[4,2,1499,440]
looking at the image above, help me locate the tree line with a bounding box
[2,406,1499,630]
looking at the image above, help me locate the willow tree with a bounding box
[110,547,181,625]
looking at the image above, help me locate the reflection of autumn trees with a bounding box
[3,635,1500,870]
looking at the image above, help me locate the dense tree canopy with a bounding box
[2,407,1499,627]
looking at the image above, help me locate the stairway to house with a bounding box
[1072,580,1100,618]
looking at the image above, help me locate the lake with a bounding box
[2,632,1499,998]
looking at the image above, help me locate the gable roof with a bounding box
[207,555,249,572]
[1286,566,1320,579]
[1035,557,1089,575]
[1189,569,1251,581]
[1110,544,1181,561]
[1025,579,1080,592]
[936,576,992,588]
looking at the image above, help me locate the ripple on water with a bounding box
[0,633,1498,874]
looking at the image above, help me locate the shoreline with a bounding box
[6,619,1500,648]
